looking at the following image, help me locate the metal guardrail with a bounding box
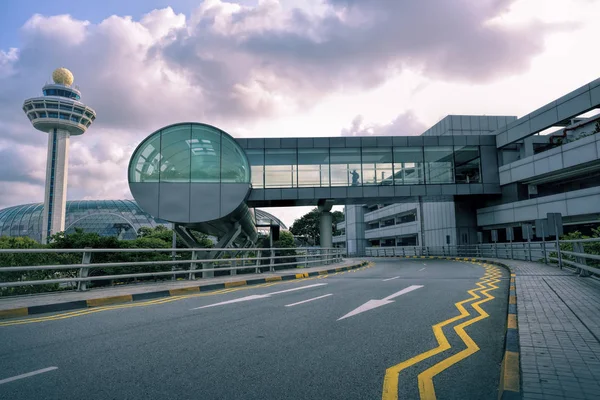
[365,238,600,278]
[0,247,344,292]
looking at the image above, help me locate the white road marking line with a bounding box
[383,285,424,301]
[191,283,328,310]
[285,294,333,307]
[338,285,424,320]
[0,367,58,385]
[265,283,328,296]
[382,276,401,281]
[419,267,426,271]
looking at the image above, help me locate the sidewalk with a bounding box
[485,258,600,400]
[0,259,368,318]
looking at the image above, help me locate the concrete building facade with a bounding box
[335,78,600,255]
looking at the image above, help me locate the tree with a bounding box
[137,225,213,248]
[290,208,344,244]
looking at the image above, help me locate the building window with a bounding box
[424,146,454,184]
[381,218,395,227]
[397,212,417,224]
[246,149,264,189]
[393,148,424,184]
[454,146,481,183]
[330,148,361,186]
[265,149,297,188]
[298,148,329,187]
[362,148,393,185]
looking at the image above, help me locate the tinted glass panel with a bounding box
[298,148,329,187]
[130,132,161,182]
[362,148,393,185]
[190,125,221,183]
[454,146,480,183]
[221,135,249,183]
[330,148,361,186]
[393,148,424,184]
[424,146,454,184]
[265,149,297,188]
[246,149,264,189]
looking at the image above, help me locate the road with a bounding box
[0,258,509,400]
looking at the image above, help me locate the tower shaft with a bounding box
[41,128,70,243]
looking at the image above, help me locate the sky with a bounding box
[1,0,599,228]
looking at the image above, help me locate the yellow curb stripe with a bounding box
[86,295,133,307]
[318,270,328,275]
[507,314,517,329]
[265,276,282,282]
[169,287,200,296]
[1,262,372,326]
[0,307,28,319]
[224,281,246,288]
[509,296,516,304]
[502,351,520,393]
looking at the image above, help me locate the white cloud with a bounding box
[0,0,598,228]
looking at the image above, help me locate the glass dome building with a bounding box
[0,200,286,243]
[129,122,257,245]
[0,200,168,242]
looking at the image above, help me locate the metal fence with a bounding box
[365,238,600,278]
[0,247,344,292]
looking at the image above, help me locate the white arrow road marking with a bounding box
[191,283,328,310]
[285,294,332,307]
[382,276,400,281]
[0,367,58,385]
[419,267,426,271]
[337,285,424,321]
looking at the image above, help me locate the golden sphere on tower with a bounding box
[52,67,74,86]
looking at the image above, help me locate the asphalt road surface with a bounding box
[0,258,509,400]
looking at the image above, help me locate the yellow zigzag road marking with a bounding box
[381,263,502,400]
[0,263,374,327]
[418,270,501,399]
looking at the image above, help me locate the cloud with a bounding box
[0,0,571,211]
[341,112,428,137]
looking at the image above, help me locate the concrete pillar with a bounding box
[42,128,70,244]
[345,205,366,256]
[319,210,333,248]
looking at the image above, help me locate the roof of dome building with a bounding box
[0,200,286,242]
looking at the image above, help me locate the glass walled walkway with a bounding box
[244,145,482,189]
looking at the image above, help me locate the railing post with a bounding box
[255,250,262,273]
[573,242,591,277]
[304,250,308,268]
[542,237,548,264]
[495,242,498,259]
[189,250,198,280]
[270,248,275,272]
[556,237,563,269]
[231,258,237,276]
[202,262,214,278]
[77,247,92,292]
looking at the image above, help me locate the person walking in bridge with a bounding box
[350,169,360,186]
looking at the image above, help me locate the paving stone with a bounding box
[485,259,600,400]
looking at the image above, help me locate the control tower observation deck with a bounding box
[23,68,97,243]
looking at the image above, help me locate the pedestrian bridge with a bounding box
[128,122,501,248]
[237,134,500,207]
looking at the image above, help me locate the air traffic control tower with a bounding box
[23,68,97,243]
